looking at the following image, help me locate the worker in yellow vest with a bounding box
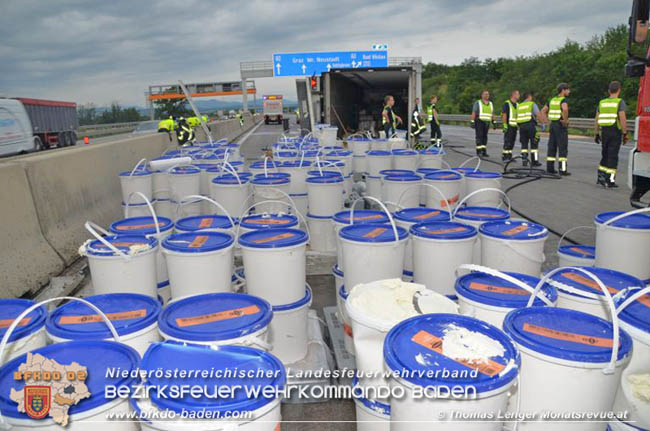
[470,89,496,157]
[542,83,571,175]
[427,95,442,144]
[501,90,520,162]
[382,95,402,138]
[516,92,543,167]
[594,81,628,188]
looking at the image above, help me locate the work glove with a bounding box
[470,120,475,129]
[623,133,629,145]
[594,133,601,145]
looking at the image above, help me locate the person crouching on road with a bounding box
[176,117,195,147]
[595,81,628,188]
[501,90,520,162]
[471,89,497,157]
[382,95,402,138]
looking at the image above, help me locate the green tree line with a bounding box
[77,102,146,125]
[423,25,639,118]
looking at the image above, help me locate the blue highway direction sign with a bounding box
[272,51,388,77]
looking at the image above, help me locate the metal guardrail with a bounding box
[438,114,635,132]
[78,121,143,138]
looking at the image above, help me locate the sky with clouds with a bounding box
[0,0,632,108]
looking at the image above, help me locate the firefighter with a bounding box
[410,98,427,140]
[427,95,442,144]
[501,90,520,162]
[157,116,176,133]
[237,111,244,127]
[516,92,543,166]
[176,117,195,146]
[542,83,571,175]
[470,90,496,157]
[382,95,402,138]
[595,81,628,188]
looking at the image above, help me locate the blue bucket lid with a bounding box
[280,160,312,168]
[503,307,633,363]
[326,150,353,157]
[332,264,344,277]
[410,221,477,240]
[347,136,370,141]
[121,200,150,207]
[419,147,443,155]
[301,150,321,157]
[251,176,289,185]
[546,267,643,298]
[158,293,272,341]
[384,314,520,393]
[249,160,280,168]
[416,168,439,175]
[86,235,157,256]
[0,341,139,418]
[277,151,298,157]
[465,171,502,179]
[306,175,343,184]
[454,206,510,222]
[119,169,150,177]
[595,211,650,229]
[110,216,174,235]
[424,171,462,181]
[455,272,557,308]
[394,208,451,223]
[138,342,285,414]
[339,224,408,243]
[333,210,390,225]
[46,294,160,340]
[379,169,415,176]
[366,150,390,156]
[192,163,216,170]
[307,170,341,177]
[384,174,422,182]
[169,166,200,175]
[617,288,650,335]
[480,220,548,240]
[162,232,233,253]
[0,299,46,342]
[272,287,312,312]
[307,213,332,220]
[240,214,298,230]
[175,215,236,231]
[558,245,596,259]
[212,175,250,185]
[392,149,418,156]
[338,285,348,300]
[239,228,308,248]
[315,160,344,167]
[254,172,290,179]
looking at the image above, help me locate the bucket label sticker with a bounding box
[440,195,459,208]
[522,323,613,348]
[502,225,529,236]
[175,305,261,327]
[459,211,503,218]
[252,232,296,244]
[568,247,594,257]
[468,282,529,296]
[94,242,141,249]
[189,235,210,248]
[343,323,353,337]
[348,214,384,221]
[0,317,31,329]
[411,330,505,377]
[199,218,214,228]
[436,174,458,179]
[116,222,165,231]
[245,218,291,225]
[560,273,650,308]
[414,211,442,220]
[363,227,388,238]
[423,227,468,235]
[58,309,147,325]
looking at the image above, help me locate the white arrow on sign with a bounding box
[301,64,306,74]
[276,63,281,74]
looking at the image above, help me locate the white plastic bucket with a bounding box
[416,168,439,205]
[320,126,338,146]
[278,160,311,195]
[46,293,161,356]
[480,220,548,276]
[210,174,250,219]
[306,174,344,217]
[153,198,172,220]
[454,264,557,328]
[392,149,418,171]
[82,227,158,298]
[411,221,477,296]
[171,198,202,220]
[545,266,644,321]
[151,170,170,200]
[238,213,299,236]
[269,287,312,364]
[307,214,336,253]
[349,137,370,157]
[290,193,309,218]
[503,302,632,431]
[595,209,650,280]
[251,177,291,214]
[352,155,368,174]
[240,228,309,306]
[162,231,234,301]
[418,147,444,169]
[370,139,390,152]
[167,165,201,203]
[464,172,502,206]
[119,165,153,204]
[333,209,390,271]
[353,382,390,431]
[394,208,452,275]
[339,202,408,292]
[424,170,463,210]
[365,176,382,200]
[174,214,236,236]
[558,245,596,267]
[0,299,47,362]
[453,203,510,264]
[132,342,284,431]
[122,200,157,218]
[388,137,407,150]
[366,151,392,177]
[381,174,422,212]
[158,292,272,350]
[337,285,354,355]
[386,313,519,431]
[248,159,281,177]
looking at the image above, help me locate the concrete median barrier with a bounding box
[0,162,65,298]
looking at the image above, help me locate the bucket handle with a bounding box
[218,161,242,185]
[177,195,236,230]
[127,192,162,241]
[603,207,650,227]
[458,156,481,171]
[526,267,621,374]
[262,156,278,177]
[125,191,158,222]
[616,285,650,314]
[313,160,344,178]
[557,226,595,252]
[236,199,310,242]
[129,158,148,177]
[420,183,453,213]
[84,221,130,260]
[456,264,555,306]
[241,187,298,217]
[452,188,512,217]
[348,196,401,245]
[501,240,546,265]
